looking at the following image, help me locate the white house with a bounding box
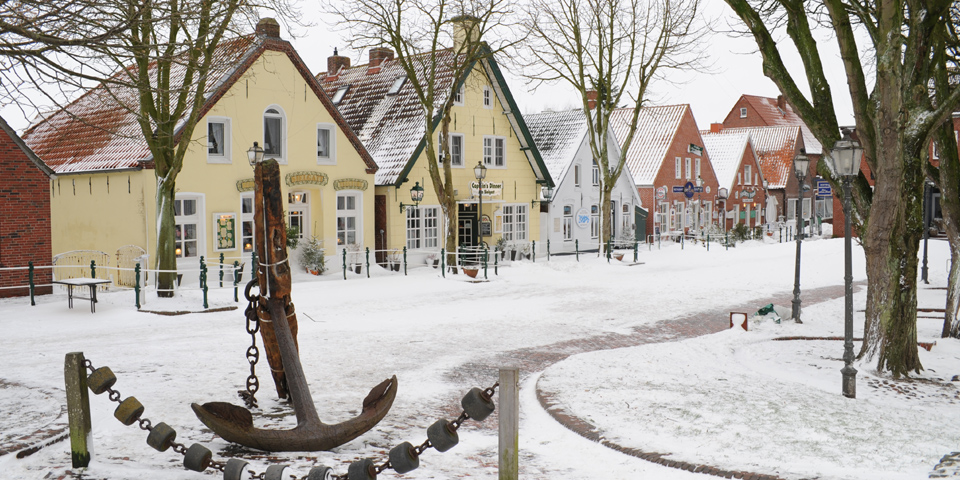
[526,108,643,253]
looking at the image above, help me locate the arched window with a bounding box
[263,107,285,159]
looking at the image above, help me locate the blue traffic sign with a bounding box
[816,180,832,196]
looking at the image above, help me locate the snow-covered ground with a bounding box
[0,235,956,479]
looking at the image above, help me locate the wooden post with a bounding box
[499,366,519,480]
[64,352,92,467]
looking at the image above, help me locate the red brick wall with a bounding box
[0,130,52,297]
[645,107,719,236]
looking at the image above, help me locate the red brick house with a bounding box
[700,129,768,232]
[0,116,53,297]
[722,95,827,234]
[611,104,718,238]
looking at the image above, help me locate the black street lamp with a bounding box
[398,181,425,212]
[830,130,863,398]
[791,150,810,323]
[922,179,934,284]
[247,141,264,166]
[717,187,728,234]
[474,161,487,242]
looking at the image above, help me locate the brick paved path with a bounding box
[451,282,861,480]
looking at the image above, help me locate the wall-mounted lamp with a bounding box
[399,181,425,212]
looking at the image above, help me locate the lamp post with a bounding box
[696,176,704,234]
[718,187,728,234]
[474,161,487,244]
[791,150,810,323]
[830,130,862,398]
[761,179,769,232]
[921,179,934,284]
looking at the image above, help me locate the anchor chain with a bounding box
[83,355,496,480]
[239,279,261,409]
[82,359,229,473]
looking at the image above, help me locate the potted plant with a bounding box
[387,250,402,272]
[519,243,531,260]
[298,236,325,275]
[496,236,507,260]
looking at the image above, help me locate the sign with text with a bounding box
[816,180,832,196]
[470,180,503,198]
[576,208,590,228]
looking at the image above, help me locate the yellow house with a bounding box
[318,43,553,265]
[23,19,377,283]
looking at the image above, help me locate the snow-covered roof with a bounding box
[524,109,589,184]
[319,50,458,185]
[701,131,750,190]
[22,36,256,174]
[319,48,550,187]
[23,30,376,175]
[720,126,801,189]
[737,95,822,155]
[610,104,688,185]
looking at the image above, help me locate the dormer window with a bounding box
[740,107,747,118]
[332,86,349,105]
[388,76,407,95]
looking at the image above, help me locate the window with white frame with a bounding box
[450,134,464,167]
[738,172,742,185]
[502,204,527,241]
[332,86,349,105]
[740,107,747,118]
[933,141,941,159]
[592,161,600,186]
[388,76,407,95]
[622,203,631,233]
[590,204,600,239]
[453,84,464,106]
[685,158,692,180]
[336,193,360,246]
[483,136,505,167]
[744,165,752,185]
[406,206,440,249]
[241,194,254,254]
[175,196,200,259]
[288,191,308,241]
[207,118,230,163]
[574,164,581,187]
[263,107,285,160]
[675,157,681,179]
[483,86,492,108]
[695,158,701,179]
[317,124,336,164]
[563,205,573,241]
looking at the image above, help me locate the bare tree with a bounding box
[13,1,301,296]
[723,0,960,376]
[521,0,705,251]
[328,0,519,265]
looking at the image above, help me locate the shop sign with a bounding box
[334,178,369,191]
[470,180,503,198]
[576,208,590,228]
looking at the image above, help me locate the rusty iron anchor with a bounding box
[192,156,396,451]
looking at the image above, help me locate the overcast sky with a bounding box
[0,0,857,134]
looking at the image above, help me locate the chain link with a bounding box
[239,278,261,408]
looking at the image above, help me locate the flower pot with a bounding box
[354,265,362,274]
[463,267,479,278]
[308,268,320,275]
[614,253,624,261]
[391,263,400,272]
[510,251,517,261]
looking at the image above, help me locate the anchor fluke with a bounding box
[191,375,397,452]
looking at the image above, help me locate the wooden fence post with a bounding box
[64,352,92,467]
[499,366,519,480]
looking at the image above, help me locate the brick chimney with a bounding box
[777,94,786,112]
[710,123,723,133]
[327,48,350,79]
[586,89,598,110]
[368,47,394,74]
[256,18,281,38]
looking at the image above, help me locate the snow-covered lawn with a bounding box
[0,236,956,479]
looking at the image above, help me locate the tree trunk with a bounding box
[156,176,177,297]
[860,137,924,376]
[938,124,960,338]
[600,183,612,252]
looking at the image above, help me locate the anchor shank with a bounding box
[267,297,320,425]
